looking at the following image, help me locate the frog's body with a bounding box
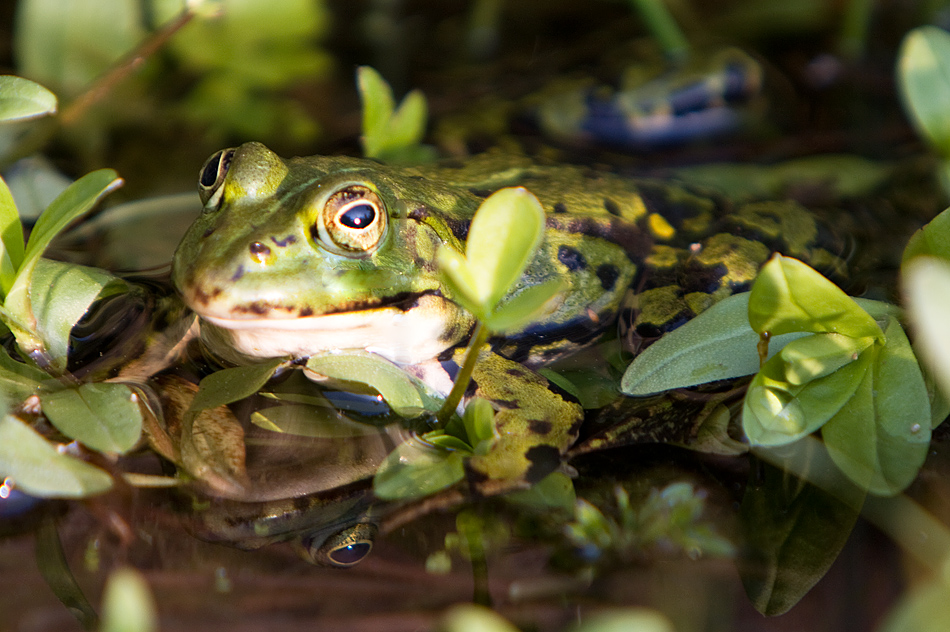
[172,142,841,493]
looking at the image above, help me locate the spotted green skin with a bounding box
[172,142,840,489]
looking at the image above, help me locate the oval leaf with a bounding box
[0,175,23,295]
[373,436,464,500]
[188,357,285,412]
[898,27,950,156]
[743,349,871,446]
[0,75,57,122]
[902,206,950,264]
[101,568,157,632]
[623,292,808,395]
[30,258,126,373]
[0,414,112,497]
[904,257,950,400]
[822,316,931,495]
[779,333,874,386]
[748,254,882,339]
[465,187,544,309]
[305,351,438,416]
[40,382,142,453]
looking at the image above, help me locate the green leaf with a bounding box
[4,169,122,349]
[880,579,950,632]
[0,75,57,122]
[304,351,438,416]
[822,316,931,495]
[466,187,545,309]
[902,206,950,264]
[250,404,381,438]
[568,610,675,632]
[373,436,465,500]
[0,344,45,402]
[748,254,882,339]
[385,89,428,153]
[898,27,950,156]
[461,397,496,449]
[440,605,520,632]
[101,567,157,632]
[738,461,860,616]
[436,245,486,319]
[622,292,808,395]
[189,357,285,412]
[779,333,874,385]
[0,176,23,295]
[484,278,564,332]
[904,257,950,400]
[503,470,576,512]
[357,66,395,158]
[742,348,871,446]
[29,259,126,373]
[34,518,98,629]
[40,382,143,453]
[0,414,112,497]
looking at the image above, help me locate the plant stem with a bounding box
[436,322,490,426]
[628,0,690,61]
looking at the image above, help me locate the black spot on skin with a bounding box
[271,234,298,247]
[292,496,312,512]
[246,302,269,315]
[441,159,466,169]
[408,206,428,221]
[596,264,620,291]
[523,445,562,483]
[557,245,587,271]
[439,358,461,382]
[443,217,470,242]
[468,188,493,198]
[494,399,520,409]
[545,380,582,407]
[230,265,245,282]
[506,367,525,377]
[299,307,314,317]
[546,216,652,261]
[553,202,568,214]
[191,286,222,306]
[202,227,215,239]
[464,378,479,399]
[529,420,553,435]
[603,198,621,216]
[437,348,456,362]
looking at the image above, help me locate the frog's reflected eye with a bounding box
[198,148,235,207]
[317,185,387,255]
[304,522,377,568]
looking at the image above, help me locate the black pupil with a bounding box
[339,203,376,229]
[200,149,233,188]
[328,542,371,566]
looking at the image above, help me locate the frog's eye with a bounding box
[304,522,377,568]
[317,185,387,255]
[198,148,235,207]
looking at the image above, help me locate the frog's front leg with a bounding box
[460,350,584,492]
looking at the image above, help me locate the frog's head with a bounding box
[173,142,475,365]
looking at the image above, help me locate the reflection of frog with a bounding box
[171,142,842,495]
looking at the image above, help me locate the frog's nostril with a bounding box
[249,241,272,263]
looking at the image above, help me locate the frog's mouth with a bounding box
[193,292,469,366]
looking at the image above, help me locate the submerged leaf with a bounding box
[0,414,112,497]
[902,206,950,264]
[40,382,142,453]
[373,436,464,500]
[189,357,285,412]
[739,460,860,616]
[251,403,381,438]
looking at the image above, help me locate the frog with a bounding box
[170,141,844,501]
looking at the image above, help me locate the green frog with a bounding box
[171,141,843,497]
